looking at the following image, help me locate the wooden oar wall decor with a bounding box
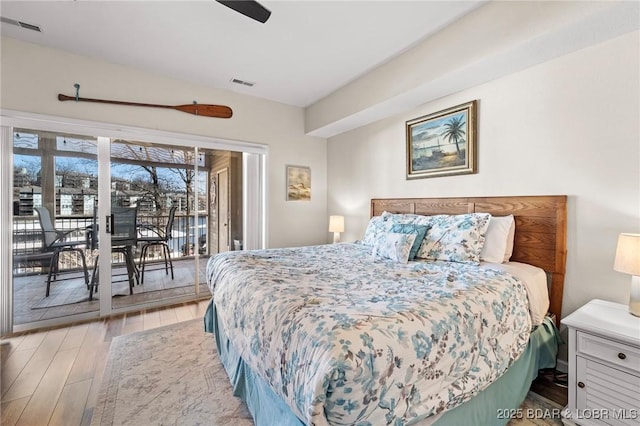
[58,85,232,119]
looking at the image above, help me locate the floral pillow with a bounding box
[415,213,491,265]
[389,223,430,260]
[385,212,433,228]
[372,232,417,264]
[359,211,393,246]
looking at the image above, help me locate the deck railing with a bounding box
[12,213,208,275]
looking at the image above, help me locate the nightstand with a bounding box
[561,299,640,425]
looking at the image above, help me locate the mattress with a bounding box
[206,243,542,425]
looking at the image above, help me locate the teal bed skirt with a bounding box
[204,300,561,426]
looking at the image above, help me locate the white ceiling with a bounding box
[0,0,485,108]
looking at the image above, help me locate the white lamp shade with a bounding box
[614,233,640,276]
[329,215,344,233]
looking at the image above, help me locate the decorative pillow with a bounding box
[480,215,516,263]
[415,213,491,265]
[386,213,433,228]
[372,232,417,264]
[359,211,393,246]
[390,223,430,260]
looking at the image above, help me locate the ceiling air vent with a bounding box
[230,78,255,87]
[0,16,42,32]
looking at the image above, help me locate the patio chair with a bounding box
[111,206,139,292]
[35,207,90,297]
[88,206,139,299]
[138,206,176,284]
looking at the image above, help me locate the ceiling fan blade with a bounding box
[216,0,271,23]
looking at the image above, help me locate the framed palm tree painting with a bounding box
[406,100,477,179]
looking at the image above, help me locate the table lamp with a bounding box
[613,233,640,317]
[329,215,344,244]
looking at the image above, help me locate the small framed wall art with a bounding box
[406,100,477,179]
[286,165,311,201]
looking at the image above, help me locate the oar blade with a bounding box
[175,104,233,119]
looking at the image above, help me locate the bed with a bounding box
[205,195,567,426]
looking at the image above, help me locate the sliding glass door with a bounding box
[2,114,265,333]
[108,141,217,309]
[11,129,101,325]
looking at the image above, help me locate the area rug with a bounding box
[91,319,252,426]
[92,319,564,426]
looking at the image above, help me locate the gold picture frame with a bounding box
[286,165,311,201]
[406,100,477,179]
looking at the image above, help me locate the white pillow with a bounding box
[372,232,417,264]
[480,215,515,263]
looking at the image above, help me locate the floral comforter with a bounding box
[207,243,531,426]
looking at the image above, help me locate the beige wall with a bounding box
[1,37,328,249]
[3,28,639,322]
[327,31,640,324]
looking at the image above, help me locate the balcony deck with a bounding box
[13,257,211,325]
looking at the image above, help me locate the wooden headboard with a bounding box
[371,195,567,325]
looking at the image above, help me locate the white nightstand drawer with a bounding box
[577,331,640,374]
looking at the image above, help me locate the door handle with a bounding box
[106,215,114,234]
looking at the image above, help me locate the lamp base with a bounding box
[332,232,340,244]
[629,275,640,317]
